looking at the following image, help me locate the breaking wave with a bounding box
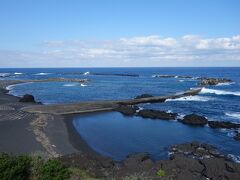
[0,73,10,77]
[14,72,23,75]
[200,87,240,96]
[228,154,240,163]
[63,83,87,87]
[63,83,78,87]
[216,82,235,86]
[165,95,211,102]
[34,73,51,75]
[83,72,90,75]
[225,112,240,119]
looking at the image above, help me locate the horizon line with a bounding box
[0,66,240,69]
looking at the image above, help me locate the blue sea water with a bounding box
[1,67,240,161]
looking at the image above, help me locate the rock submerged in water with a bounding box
[134,94,154,99]
[180,114,208,126]
[137,109,177,120]
[19,94,36,103]
[208,121,240,129]
[198,77,232,86]
[234,133,240,141]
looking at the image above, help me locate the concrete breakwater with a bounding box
[2,78,88,88]
[22,88,202,115]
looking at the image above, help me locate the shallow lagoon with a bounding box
[73,111,240,161]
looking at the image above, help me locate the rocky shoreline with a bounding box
[0,79,240,179]
[116,105,240,141]
[58,141,240,179]
[153,74,233,86]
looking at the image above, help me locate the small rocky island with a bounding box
[153,74,233,86]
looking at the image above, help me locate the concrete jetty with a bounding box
[22,88,202,115]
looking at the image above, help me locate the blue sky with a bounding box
[0,0,239,67]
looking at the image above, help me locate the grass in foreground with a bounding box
[0,153,92,180]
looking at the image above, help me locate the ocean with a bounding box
[1,67,240,161]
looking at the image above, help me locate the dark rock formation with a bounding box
[115,105,138,116]
[169,141,226,160]
[162,142,240,180]
[152,74,233,86]
[208,121,240,129]
[137,109,177,120]
[124,153,152,166]
[59,142,240,179]
[198,77,232,86]
[234,133,240,141]
[58,153,115,178]
[19,94,36,103]
[178,75,193,79]
[134,94,154,99]
[180,114,208,126]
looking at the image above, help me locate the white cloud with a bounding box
[0,35,240,67]
[120,36,177,47]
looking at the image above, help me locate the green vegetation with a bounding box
[156,169,166,177]
[68,167,97,179]
[37,159,70,180]
[0,153,32,180]
[0,153,71,180]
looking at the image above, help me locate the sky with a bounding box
[0,0,240,67]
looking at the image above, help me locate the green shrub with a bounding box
[30,155,45,178]
[0,153,71,180]
[0,153,32,180]
[156,169,166,177]
[38,159,70,180]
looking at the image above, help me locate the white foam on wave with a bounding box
[228,154,240,163]
[63,83,87,87]
[177,113,185,119]
[6,84,15,90]
[0,73,10,77]
[63,83,78,87]
[83,71,90,75]
[136,107,144,113]
[14,72,23,75]
[6,82,33,91]
[200,87,240,96]
[34,73,51,75]
[227,131,236,138]
[225,112,240,119]
[179,80,184,82]
[165,95,211,102]
[216,82,235,86]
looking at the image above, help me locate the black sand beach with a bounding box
[1,79,240,179]
[0,80,87,157]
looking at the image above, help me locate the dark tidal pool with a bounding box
[73,111,240,161]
